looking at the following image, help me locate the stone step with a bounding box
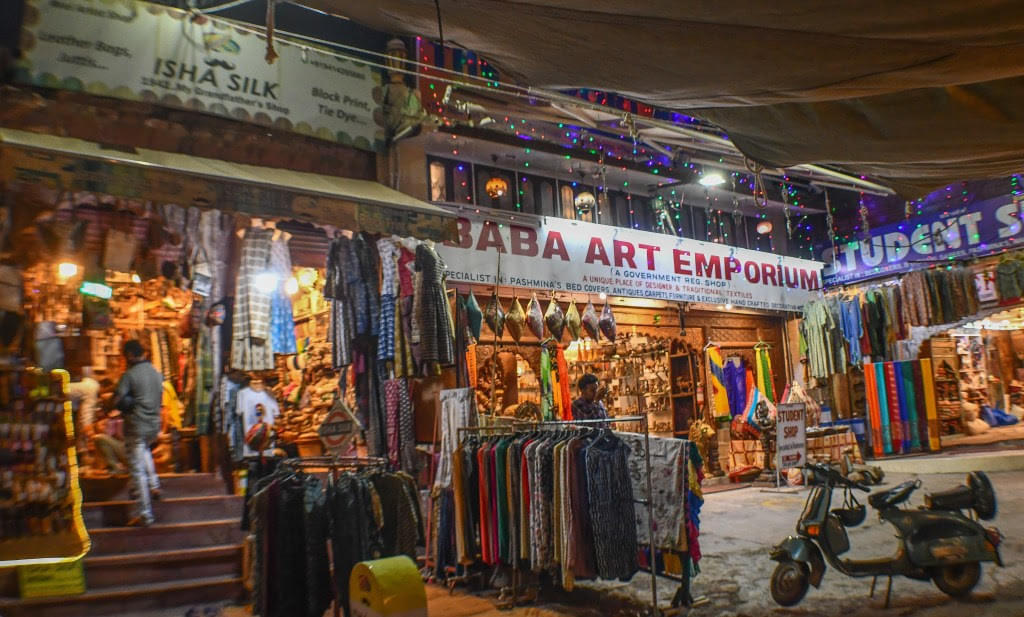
[86,545,243,590]
[81,473,229,503]
[88,519,245,556]
[0,545,243,598]
[0,576,243,617]
[83,495,244,528]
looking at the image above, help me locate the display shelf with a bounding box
[0,369,90,565]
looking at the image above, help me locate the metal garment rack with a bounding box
[278,455,389,617]
[456,414,663,616]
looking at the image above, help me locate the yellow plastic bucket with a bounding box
[349,555,427,617]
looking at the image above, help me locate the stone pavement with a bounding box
[587,469,1024,617]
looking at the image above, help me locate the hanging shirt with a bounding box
[236,386,279,456]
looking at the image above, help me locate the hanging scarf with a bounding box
[555,345,572,420]
[540,346,553,421]
[755,347,774,403]
[706,346,730,418]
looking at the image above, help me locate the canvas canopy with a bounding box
[308,0,1024,196]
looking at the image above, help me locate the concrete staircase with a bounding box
[0,473,245,617]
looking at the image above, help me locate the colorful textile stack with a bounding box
[863,359,940,457]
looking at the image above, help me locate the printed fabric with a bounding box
[706,346,730,417]
[231,227,275,371]
[268,236,297,355]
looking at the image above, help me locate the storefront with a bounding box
[0,124,454,569]
[805,191,1024,460]
[430,214,822,476]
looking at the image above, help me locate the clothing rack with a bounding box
[278,455,388,617]
[456,414,669,616]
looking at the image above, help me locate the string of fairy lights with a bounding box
[416,39,1024,264]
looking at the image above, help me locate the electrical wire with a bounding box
[196,0,259,13]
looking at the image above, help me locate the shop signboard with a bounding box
[318,400,360,455]
[820,194,1024,285]
[16,0,384,151]
[435,217,823,312]
[775,403,806,470]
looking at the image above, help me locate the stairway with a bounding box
[0,473,245,617]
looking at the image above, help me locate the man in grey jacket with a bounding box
[113,340,163,526]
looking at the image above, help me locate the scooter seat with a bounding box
[926,484,974,511]
[868,480,917,510]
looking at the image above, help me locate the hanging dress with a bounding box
[415,242,456,367]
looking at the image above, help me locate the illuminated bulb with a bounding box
[57,262,79,281]
[599,292,607,300]
[724,303,733,310]
[284,276,299,296]
[253,272,280,294]
[131,273,142,283]
[698,172,726,187]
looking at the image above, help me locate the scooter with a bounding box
[769,462,1003,607]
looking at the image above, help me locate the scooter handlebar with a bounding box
[804,462,871,492]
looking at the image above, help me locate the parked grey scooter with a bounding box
[769,462,1003,607]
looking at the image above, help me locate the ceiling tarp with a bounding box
[311,0,1024,196]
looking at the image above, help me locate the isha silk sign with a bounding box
[436,217,823,312]
[821,194,1024,285]
[16,0,384,151]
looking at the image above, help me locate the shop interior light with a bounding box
[284,276,300,296]
[698,171,726,187]
[253,272,280,294]
[756,220,774,235]
[79,281,113,300]
[131,273,142,283]
[598,292,608,300]
[297,268,318,288]
[57,262,79,281]
[724,303,733,310]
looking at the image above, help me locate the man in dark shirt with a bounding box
[571,373,608,421]
[113,340,163,526]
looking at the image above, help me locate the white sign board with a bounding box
[776,403,807,470]
[436,217,823,312]
[17,0,384,151]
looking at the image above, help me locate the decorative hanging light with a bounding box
[485,177,508,199]
[574,191,596,214]
[756,220,774,235]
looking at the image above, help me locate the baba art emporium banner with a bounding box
[436,217,823,312]
[821,194,1024,285]
[16,0,384,151]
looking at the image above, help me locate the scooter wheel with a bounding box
[770,561,809,607]
[932,562,981,598]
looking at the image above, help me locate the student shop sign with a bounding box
[436,217,823,312]
[821,195,1024,285]
[16,0,384,150]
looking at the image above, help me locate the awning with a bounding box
[0,128,456,241]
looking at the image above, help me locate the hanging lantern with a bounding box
[756,220,773,235]
[574,191,596,214]
[485,177,508,199]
